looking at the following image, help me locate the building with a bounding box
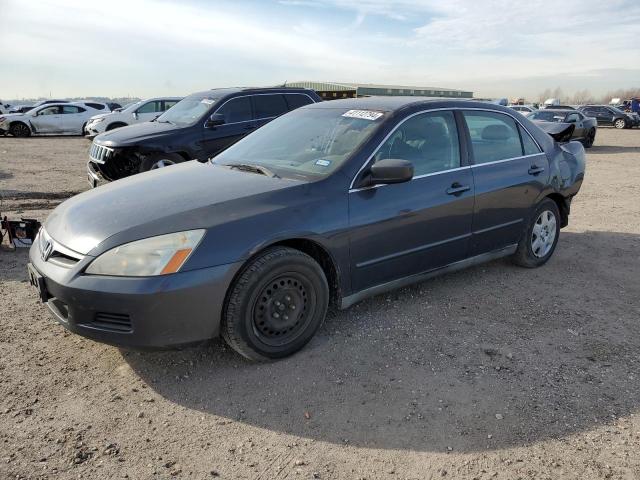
[285,81,473,101]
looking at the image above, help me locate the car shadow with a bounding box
[588,145,640,154]
[121,230,639,453]
[0,247,30,282]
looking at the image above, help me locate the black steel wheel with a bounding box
[222,247,329,361]
[9,122,31,137]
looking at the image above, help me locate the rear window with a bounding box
[518,125,541,155]
[85,102,105,110]
[463,111,523,164]
[285,93,314,110]
[253,94,288,119]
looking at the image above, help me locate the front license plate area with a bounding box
[27,263,50,303]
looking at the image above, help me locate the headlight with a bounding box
[85,230,205,276]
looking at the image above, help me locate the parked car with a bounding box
[578,105,638,129]
[0,102,108,137]
[508,105,536,114]
[541,105,575,110]
[87,87,321,186]
[9,105,35,113]
[0,101,12,114]
[84,97,182,137]
[528,109,597,147]
[28,98,585,360]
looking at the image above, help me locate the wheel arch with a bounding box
[227,237,343,308]
[545,192,569,228]
[106,121,127,131]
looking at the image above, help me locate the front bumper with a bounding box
[28,240,242,349]
[87,160,106,187]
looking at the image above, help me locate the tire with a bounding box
[9,122,31,137]
[614,118,627,129]
[139,152,184,172]
[582,128,596,148]
[106,122,127,131]
[512,198,561,268]
[222,247,329,361]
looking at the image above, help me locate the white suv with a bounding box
[84,97,182,137]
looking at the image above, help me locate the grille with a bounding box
[89,142,114,164]
[91,312,133,333]
[38,228,83,267]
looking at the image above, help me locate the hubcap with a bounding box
[531,210,557,258]
[615,120,625,128]
[252,275,311,346]
[151,159,175,169]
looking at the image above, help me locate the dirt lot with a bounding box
[1,129,639,480]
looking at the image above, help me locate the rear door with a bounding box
[201,96,254,157]
[60,105,88,133]
[30,106,63,133]
[348,110,474,293]
[461,110,548,255]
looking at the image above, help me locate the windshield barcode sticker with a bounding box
[201,99,215,105]
[342,110,384,121]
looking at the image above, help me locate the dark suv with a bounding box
[578,105,638,129]
[87,87,321,185]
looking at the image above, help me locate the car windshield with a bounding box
[212,107,385,180]
[156,96,217,127]
[530,111,564,122]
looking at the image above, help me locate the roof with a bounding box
[305,96,490,112]
[187,86,315,99]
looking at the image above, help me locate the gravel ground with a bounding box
[1,128,639,479]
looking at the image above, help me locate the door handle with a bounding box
[528,165,545,175]
[446,182,470,195]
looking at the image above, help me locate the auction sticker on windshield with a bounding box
[342,110,384,121]
[201,99,215,105]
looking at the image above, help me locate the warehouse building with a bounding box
[285,81,473,101]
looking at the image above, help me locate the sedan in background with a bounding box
[0,102,109,137]
[29,98,584,360]
[528,109,597,147]
[84,97,182,137]
[509,105,536,114]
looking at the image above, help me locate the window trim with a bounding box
[207,93,316,128]
[349,107,544,192]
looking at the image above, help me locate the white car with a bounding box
[84,97,182,137]
[0,102,111,137]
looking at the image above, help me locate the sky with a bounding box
[1,0,639,100]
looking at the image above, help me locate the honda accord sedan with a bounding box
[28,98,585,360]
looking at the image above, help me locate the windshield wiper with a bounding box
[223,163,280,178]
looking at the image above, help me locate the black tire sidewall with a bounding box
[514,199,561,268]
[224,249,329,360]
[10,122,30,137]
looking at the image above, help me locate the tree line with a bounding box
[535,87,640,105]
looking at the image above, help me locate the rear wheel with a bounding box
[512,198,560,268]
[222,247,329,361]
[139,152,184,172]
[614,118,627,129]
[9,122,31,137]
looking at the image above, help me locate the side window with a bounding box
[216,97,252,123]
[136,101,160,114]
[85,103,105,110]
[38,106,60,115]
[163,100,179,111]
[518,125,542,155]
[374,111,460,176]
[253,94,288,119]
[62,106,85,114]
[565,113,580,123]
[463,111,522,164]
[284,94,313,111]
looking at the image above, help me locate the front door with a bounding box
[348,110,474,293]
[31,106,63,133]
[201,96,254,158]
[461,110,549,255]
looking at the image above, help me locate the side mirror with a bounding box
[362,159,413,187]
[205,113,225,128]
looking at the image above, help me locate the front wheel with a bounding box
[222,247,329,361]
[9,122,31,137]
[512,198,560,268]
[139,152,184,172]
[614,118,627,129]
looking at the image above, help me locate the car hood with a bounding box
[0,112,27,120]
[44,162,305,256]
[94,120,184,147]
